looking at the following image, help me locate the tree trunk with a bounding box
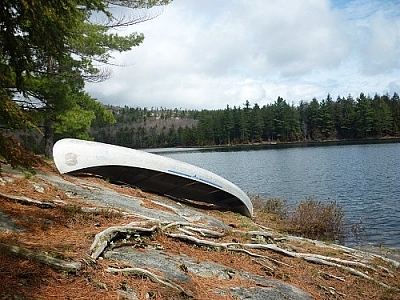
[44,115,54,158]
[44,55,55,158]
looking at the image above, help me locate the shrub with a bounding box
[251,195,345,242]
[250,195,288,219]
[263,198,288,219]
[250,194,264,211]
[0,133,42,172]
[289,198,344,242]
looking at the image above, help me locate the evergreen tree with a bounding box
[319,94,336,139]
[306,98,321,140]
[1,0,172,161]
[261,104,275,141]
[389,92,400,135]
[337,95,357,139]
[298,101,309,140]
[273,97,286,141]
[372,94,393,137]
[286,103,301,141]
[250,103,263,142]
[355,93,374,138]
[222,105,234,145]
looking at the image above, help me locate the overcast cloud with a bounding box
[85,0,400,110]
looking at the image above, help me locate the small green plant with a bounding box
[98,208,122,219]
[238,216,258,230]
[44,251,65,260]
[23,171,33,179]
[63,204,83,217]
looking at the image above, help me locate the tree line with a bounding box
[90,92,400,149]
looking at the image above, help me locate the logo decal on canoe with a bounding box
[65,153,78,166]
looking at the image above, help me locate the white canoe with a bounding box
[53,139,253,217]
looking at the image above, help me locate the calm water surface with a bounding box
[158,143,400,248]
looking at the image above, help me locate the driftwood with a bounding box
[0,192,56,208]
[0,243,80,273]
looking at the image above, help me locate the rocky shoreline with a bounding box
[0,162,399,299]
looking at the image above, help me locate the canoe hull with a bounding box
[53,139,253,217]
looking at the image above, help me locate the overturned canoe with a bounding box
[53,139,253,217]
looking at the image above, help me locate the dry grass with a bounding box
[251,195,345,242]
[289,199,344,242]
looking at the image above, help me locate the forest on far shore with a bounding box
[85,92,400,149]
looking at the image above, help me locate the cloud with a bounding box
[359,11,400,74]
[86,0,400,110]
[243,0,350,76]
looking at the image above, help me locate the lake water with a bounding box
[156,142,400,249]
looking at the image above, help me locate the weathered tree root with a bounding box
[90,220,399,291]
[318,271,346,282]
[0,242,80,273]
[106,267,188,295]
[90,221,226,259]
[166,232,398,291]
[90,222,158,259]
[0,192,56,208]
[161,221,225,237]
[305,256,392,289]
[231,248,293,268]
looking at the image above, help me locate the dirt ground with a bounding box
[0,161,399,300]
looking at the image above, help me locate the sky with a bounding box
[85,0,400,110]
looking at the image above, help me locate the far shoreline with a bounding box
[145,136,400,154]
